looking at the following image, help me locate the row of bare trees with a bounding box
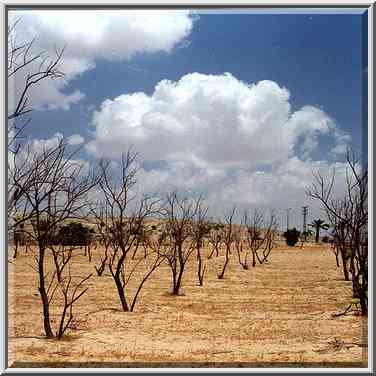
[90,165,279,298]
[10,135,281,339]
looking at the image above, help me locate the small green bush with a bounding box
[283,228,301,246]
[58,222,91,246]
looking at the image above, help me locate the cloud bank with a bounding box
[85,73,352,220]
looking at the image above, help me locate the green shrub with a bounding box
[58,222,91,246]
[283,228,301,246]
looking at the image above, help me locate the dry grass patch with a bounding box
[8,242,367,367]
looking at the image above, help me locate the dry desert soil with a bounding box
[8,242,368,368]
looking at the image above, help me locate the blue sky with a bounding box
[9,9,368,228]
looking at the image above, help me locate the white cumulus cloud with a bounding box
[85,72,353,218]
[8,10,195,111]
[86,72,345,167]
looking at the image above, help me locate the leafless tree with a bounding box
[331,242,341,268]
[259,213,278,263]
[96,152,162,311]
[243,210,278,267]
[234,225,248,270]
[161,192,204,295]
[242,210,262,267]
[306,149,368,315]
[11,140,98,338]
[191,201,209,286]
[207,223,222,259]
[217,207,236,279]
[7,21,96,338]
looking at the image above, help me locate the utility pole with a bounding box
[302,206,308,234]
[286,208,292,231]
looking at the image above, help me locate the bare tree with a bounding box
[7,20,97,339]
[243,210,263,267]
[306,149,368,315]
[234,224,248,270]
[259,213,278,263]
[96,152,162,312]
[243,210,278,267]
[191,201,209,286]
[207,223,222,259]
[12,140,98,338]
[217,207,236,279]
[161,192,204,295]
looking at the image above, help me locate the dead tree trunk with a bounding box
[217,246,230,279]
[38,245,54,338]
[197,246,205,286]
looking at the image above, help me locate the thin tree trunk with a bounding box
[114,274,129,311]
[13,241,18,259]
[173,264,185,295]
[341,249,350,281]
[218,247,229,279]
[38,246,54,338]
[197,248,205,286]
[335,251,340,267]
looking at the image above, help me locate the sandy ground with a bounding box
[8,242,368,368]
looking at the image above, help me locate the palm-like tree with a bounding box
[309,219,330,243]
